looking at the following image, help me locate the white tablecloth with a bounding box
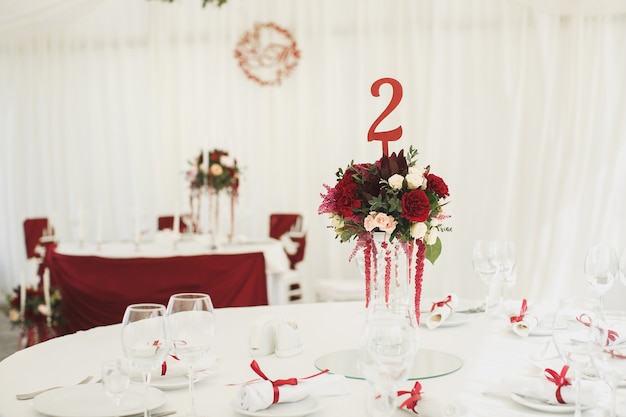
[55,235,292,305]
[0,301,618,417]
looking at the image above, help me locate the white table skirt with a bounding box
[55,235,293,305]
[0,301,618,417]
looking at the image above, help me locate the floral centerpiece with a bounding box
[5,284,63,348]
[318,146,451,323]
[207,149,240,194]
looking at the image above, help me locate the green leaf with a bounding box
[425,237,442,264]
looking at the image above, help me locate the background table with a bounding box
[1,300,611,417]
[47,236,291,334]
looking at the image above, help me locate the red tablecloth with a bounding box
[47,250,268,334]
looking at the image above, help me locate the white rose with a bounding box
[405,172,423,190]
[37,304,51,316]
[410,222,427,240]
[330,215,344,230]
[388,174,404,190]
[425,227,438,245]
[220,155,234,167]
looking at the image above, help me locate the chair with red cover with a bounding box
[269,213,307,302]
[23,218,51,260]
[157,215,189,234]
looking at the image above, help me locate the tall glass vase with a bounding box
[357,231,420,417]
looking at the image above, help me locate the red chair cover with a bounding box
[269,214,306,270]
[46,250,268,334]
[23,218,49,259]
[157,215,188,233]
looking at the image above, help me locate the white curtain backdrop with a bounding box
[1,0,625,308]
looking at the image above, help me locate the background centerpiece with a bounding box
[186,149,240,243]
[318,146,450,323]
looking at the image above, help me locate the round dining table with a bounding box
[0,300,606,417]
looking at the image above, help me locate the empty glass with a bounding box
[121,303,169,417]
[619,248,626,287]
[472,240,516,315]
[552,297,605,417]
[101,359,131,417]
[584,246,618,303]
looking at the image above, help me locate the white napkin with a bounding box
[509,300,542,337]
[499,371,610,407]
[234,372,350,412]
[397,381,462,416]
[426,294,458,329]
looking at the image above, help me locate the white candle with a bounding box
[96,207,103,244]
[19,271,26,318]
[43,268,51,318]
[173,204,180,237]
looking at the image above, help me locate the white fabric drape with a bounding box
[1,0,625,308]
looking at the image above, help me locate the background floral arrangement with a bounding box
[5,284,63,329]
[186,149,240,193]
[319,146,451,321]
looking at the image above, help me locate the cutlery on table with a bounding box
[16,375,95,400]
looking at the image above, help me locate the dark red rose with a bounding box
[426,174,449,198]
[401,189,430,222]
[335,173,362,217]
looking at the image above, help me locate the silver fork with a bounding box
[16,375,94,400]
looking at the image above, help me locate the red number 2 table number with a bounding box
[367,77,403,156]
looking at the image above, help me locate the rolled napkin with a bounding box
[509,299,542,337]
[397,381,462,416]
[499,365,610,407]
[426,294,458,329]
[234,360,350,412]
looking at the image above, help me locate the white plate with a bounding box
[232,396,321,417]
[33,383,165,417]
[529,324,553,336]
[510,393,588,413]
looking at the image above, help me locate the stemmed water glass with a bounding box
[552,296,605,417]
[358,303,418,417]
[591,311,626,417]
[584,246,618,304]
[121,303,169,417]
[166,293,216,417]
[101,359,131,417]
[472,240,516,315]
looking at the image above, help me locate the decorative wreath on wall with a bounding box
[234,22,301,86]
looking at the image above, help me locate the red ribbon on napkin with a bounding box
[509,298,527,323]
[430,295,452,312]
[397,381,423,413]
[544,365,571,404]
[249,360,329,404]
[576,314,619,345]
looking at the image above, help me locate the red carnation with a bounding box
[401,189,430,222]
[426,174,449,198]
[334,173,362,217]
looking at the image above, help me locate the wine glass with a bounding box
[584,246,618,303]
[121,303,169,417]
[552,296,605,417]
[618,248,626,287]
[358,303,418,417]
[472,240,515,315]
[166,293,216,417]
[101,359,131,417]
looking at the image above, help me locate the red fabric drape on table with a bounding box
[47,251,268,334]
[23,218,49,259]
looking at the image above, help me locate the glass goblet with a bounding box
[166,293,216,417]
[584,246,618,303]
[121,303,169,417]
[552,296,605,417]
[358,303,418,417]
[101,359,131,417]
[590,311,626,417]
[472,240,501,315]
[618,248,626,287]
